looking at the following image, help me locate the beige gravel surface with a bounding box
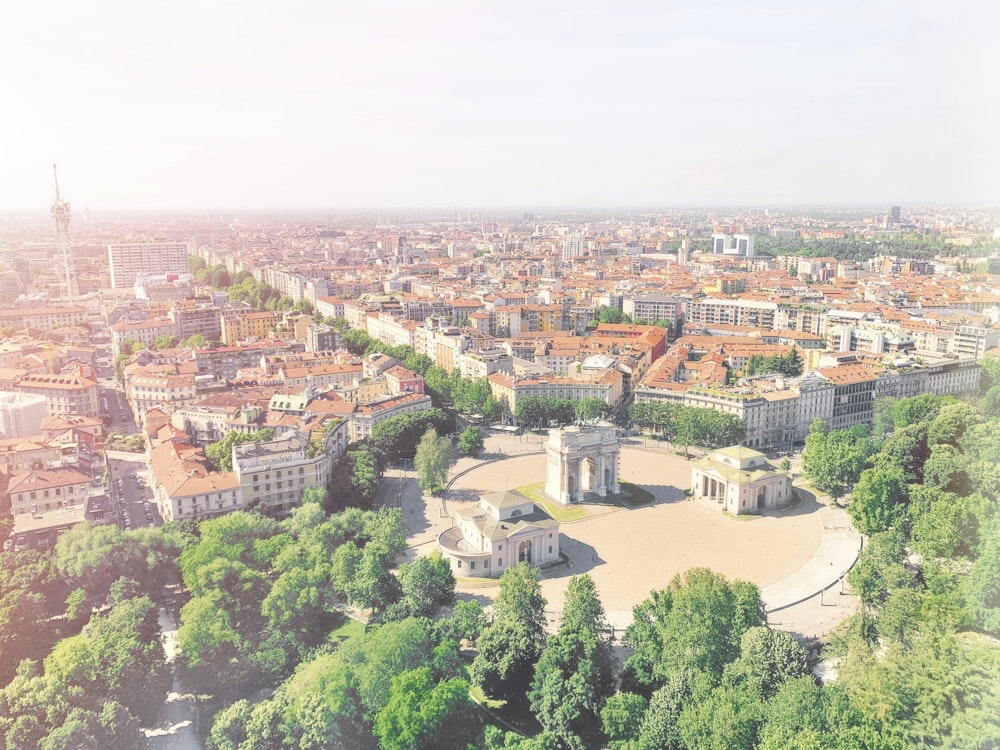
[386,434,858,639]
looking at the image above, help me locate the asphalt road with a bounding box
[108,458,160,530]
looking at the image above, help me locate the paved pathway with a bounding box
[144,608,202,750]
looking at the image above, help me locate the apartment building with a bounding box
[193,341,303,380]
[110,318,179,357]
[108,240,190,290]
[0,391,48,439]
[488,368,624,417]
[684,298,778,330]
[128,372,199,422]
[350,392,434,442]
[7,465,91,517]
[233,431,332,516]
[366,311,419,350]
[0,306,88,332]
[813,364,878,431]
[220,311,282,345]
[622,295,683,332]
[954,325,999,359]
[150,437,242,522]
[168,300,223,341]
[17,367,100,419]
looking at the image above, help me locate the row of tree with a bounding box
[628,400,747,451]
[514,397,611,430]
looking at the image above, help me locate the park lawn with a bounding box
[327,615,365,643]
[466,665,506,709]
[516,482,591,522]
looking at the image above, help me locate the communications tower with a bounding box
[50,163,78,300]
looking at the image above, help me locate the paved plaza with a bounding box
[381,433,860,641]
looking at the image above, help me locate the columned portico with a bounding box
[544,422,621,505]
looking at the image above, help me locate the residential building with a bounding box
[0,391,48,439]
[350,392,434,442]
[108,240,190,290]
[7,465,91,517]
[17,366,100,419]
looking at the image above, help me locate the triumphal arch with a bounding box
[544,423,621,504]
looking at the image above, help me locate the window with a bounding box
[457,560,462,568]
[548,545,553,553]
[470,561,476,570]
[548,533,553,538]
[498,559,503,567]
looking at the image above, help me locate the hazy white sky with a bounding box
[1,0,997,210]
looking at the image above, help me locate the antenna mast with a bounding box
[50,163,78,300]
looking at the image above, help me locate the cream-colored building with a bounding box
[437,490,560,578]
[690,446,793,516]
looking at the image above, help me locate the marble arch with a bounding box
[544,423,621,505]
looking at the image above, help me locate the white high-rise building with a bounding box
[711,233,755,256]
[0,392,47,439]
[108,240,191,290]
[561,233,585,262]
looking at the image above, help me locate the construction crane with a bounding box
[50,163,78,301]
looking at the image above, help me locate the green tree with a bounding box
[966,515,1000,634]
[338,617,440,719]
[204,428,275,473]
[600,692,646,749]
[575,398,610,424]
[414,427,451,494]
[892,393,955,429]
[802,421,872,500]
[436,599,487,643]
[396,552,456,619]
[846,529,914,609]
[848,461,910,535]
[153,334,179,350]
[529,628,611,750]
[724,627,810,700]
[181,333,208,349]
[677,682,763,750]
[561,574,609,640]
[472,563,548,696]
[634,673,693,750]
[876,423,929,483]
[347,446,380,508]
[624,568,765,689]
[457,425,484,457]
[927,402,977,447]
[373,667,481,750]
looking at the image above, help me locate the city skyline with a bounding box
[2,0,997,211]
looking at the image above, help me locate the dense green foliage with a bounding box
[472,564,548,697]
[742,347,803,378]
[628,401,747,451]
[457,425,485,456]
[414,427,452,495]
[204,427,276,473]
